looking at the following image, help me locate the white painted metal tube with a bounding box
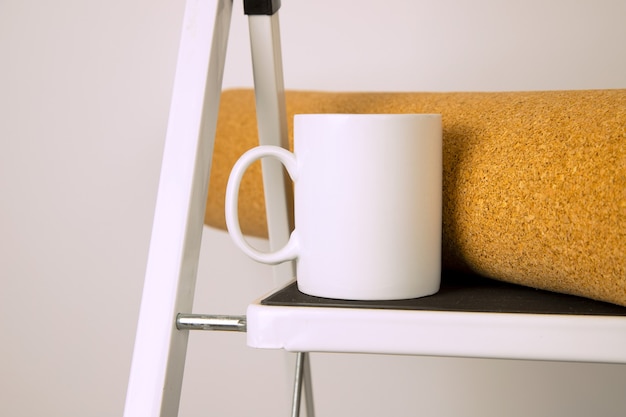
[248,13,295,287]
[123,1,233,416]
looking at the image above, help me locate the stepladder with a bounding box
[123,1,313,416]
[122,3,626,416]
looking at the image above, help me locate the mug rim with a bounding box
[295,113,440,118]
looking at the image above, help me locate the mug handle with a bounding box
[225,145,299,265]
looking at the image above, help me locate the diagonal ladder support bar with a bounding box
[248,10,295,287]
[123,1,233,416]
[291,352,315,417]
[246,5,315,417]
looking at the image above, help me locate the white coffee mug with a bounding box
[225,114,442,300]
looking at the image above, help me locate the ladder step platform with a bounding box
[246,271,626,363]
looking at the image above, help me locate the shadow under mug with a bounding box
[226,113,442,301]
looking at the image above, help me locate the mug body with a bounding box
[293,114,442,300]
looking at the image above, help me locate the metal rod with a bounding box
[302,352,315,417]
[176,314,247,332]
[291,352,307,417]
[248,11,296,287]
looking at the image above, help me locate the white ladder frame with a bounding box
[123,2,626,415]
[123,1,311,416]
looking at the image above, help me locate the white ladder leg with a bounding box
[123,1,232,416]
[247,4,315,417]
[247,6,295,286]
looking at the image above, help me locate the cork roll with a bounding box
[206,89,626,306]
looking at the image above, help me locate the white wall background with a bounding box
[1,0,625,416]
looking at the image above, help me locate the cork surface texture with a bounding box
[206,89,626,306]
